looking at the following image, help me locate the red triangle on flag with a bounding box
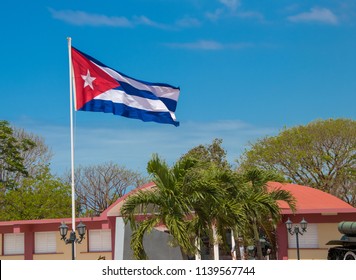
[71,48,120,110]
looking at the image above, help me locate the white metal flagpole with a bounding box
[67,37,76,233]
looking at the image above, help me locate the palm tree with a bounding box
[184,166,247,260]
[121,154,245,260]
[238,168,296,259]
[120,154,202,259]
[121,153,296,260]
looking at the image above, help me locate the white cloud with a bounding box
[205,8,224,21]
[49,8,171,29]
[166,40,223,50]
[287,7,338,25]
[219,0,241,12]
[205,1,264,22]
[133,16,172,30]
[49,8,133,27]
[165,40,254,50]
[205,0,241,21]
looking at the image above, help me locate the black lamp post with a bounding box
[59,221,86,260]
[285,217,307,260]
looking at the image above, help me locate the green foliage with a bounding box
[122,143,296,259]
[179,138,230,169]
[239,118,356,206]
[121,154,197,259]
[0,120,34,189]
[226,168,296,259]
[0,167,71,221]
[0,120,72,221]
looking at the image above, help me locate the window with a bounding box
[35,232,57,254]
[89,229,112,252]
[288,223,318,248]
[4,233,24,255]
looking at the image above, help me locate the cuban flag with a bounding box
[70,47,180,126]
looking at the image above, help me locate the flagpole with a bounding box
[67,37,76,234]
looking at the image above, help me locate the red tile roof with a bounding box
[267,182,356,214]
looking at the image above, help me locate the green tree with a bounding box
[0,167,71,221]
[121,153,245,260]
[179,138,230,170]
[175,139,242,258]
[239,119,356,206]
[0,120,72,221]
[236,168,296,260]
[185,164,296,260]
[0,120,34,190]
[183,163,246,259]
[121,154,198,259]
[122,145,293,260]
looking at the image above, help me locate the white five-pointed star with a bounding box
[81,69,96,90]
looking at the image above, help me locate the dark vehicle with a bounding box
[327,222,356,260]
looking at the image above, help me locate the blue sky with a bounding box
[1,0,355,176]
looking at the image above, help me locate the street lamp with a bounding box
[285,217,308,260]
[59,221,86,260]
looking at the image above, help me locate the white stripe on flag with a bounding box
[92,62,180,101]
[94,90,177,120]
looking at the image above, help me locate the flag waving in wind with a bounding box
[70,47,180,126]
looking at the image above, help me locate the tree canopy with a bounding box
[0,120,34,190]
[239,118,356,206]
[1,120,148,221]
[121,154,199,259]
[0,167,72,221]
[0,121,71,220]
[121,140,296,260]
[179,138,230,169]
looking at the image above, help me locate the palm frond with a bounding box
[120,189,162,230]
[130,216,161,260]
[164,215,195,255]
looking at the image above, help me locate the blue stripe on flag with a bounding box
[159,97,178,112]
[117,82,160,101]
[116,83,178,112]
[80,99,179,127]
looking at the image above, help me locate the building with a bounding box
[270,182,356,259]
[1,182,355,260]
